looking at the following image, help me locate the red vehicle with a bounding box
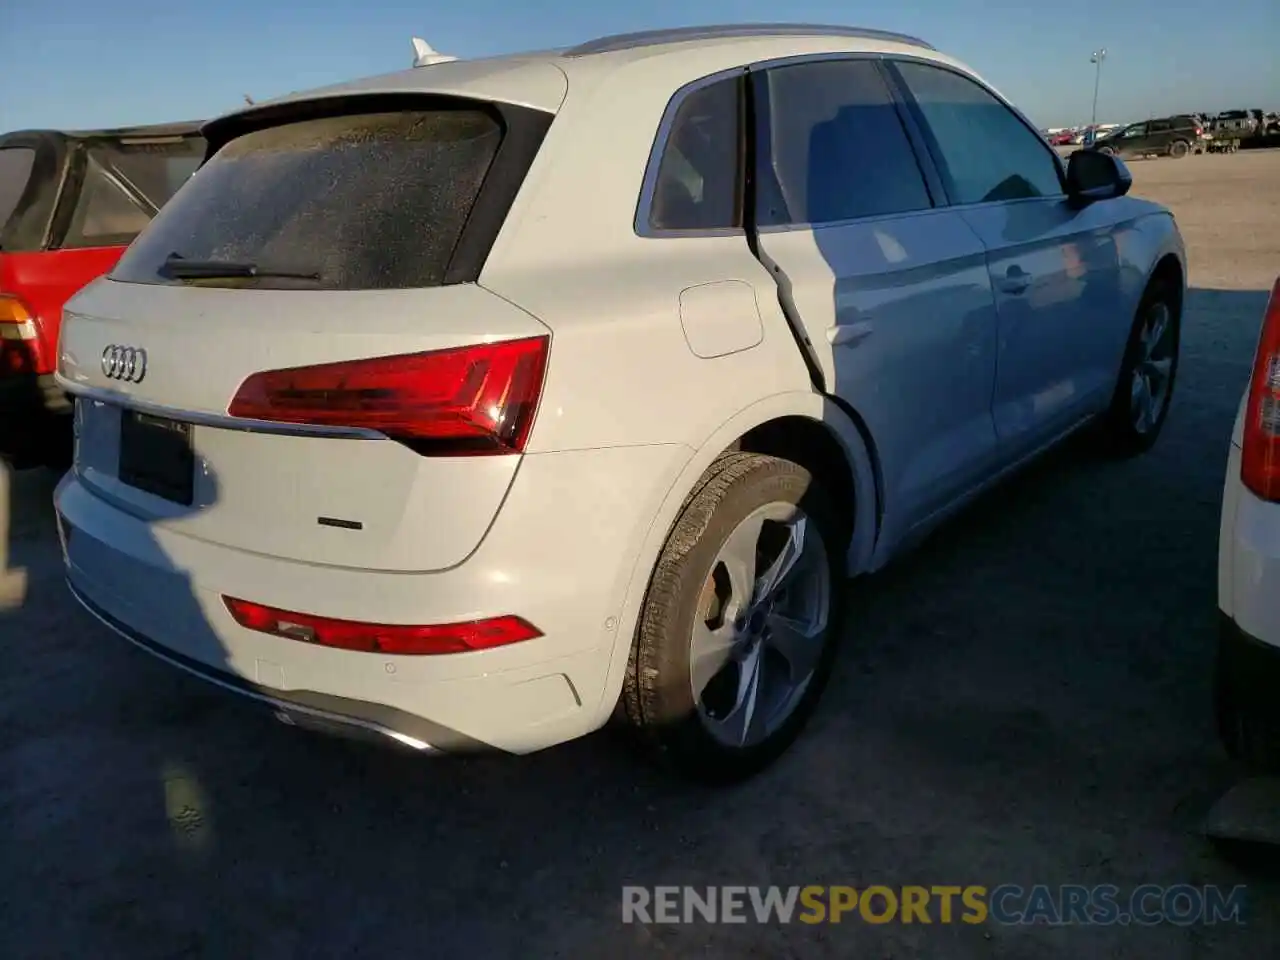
[1049,130,1078,146]
[0,121,204,467]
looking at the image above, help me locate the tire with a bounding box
[1095,276,1181,457]
[1169,139,1190,158]
[620,452,844,784]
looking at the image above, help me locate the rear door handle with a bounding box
[997,266,1031,295]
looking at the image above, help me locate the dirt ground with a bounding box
[3,151,1280,959]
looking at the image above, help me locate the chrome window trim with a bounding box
[55,375,385,440]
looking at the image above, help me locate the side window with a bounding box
[1122,123,1148,138]
[648,78,741,231]
[93,141,204,211]
[758,59,932,226]
[893,61,1063,205]
[0,147,36,231]
[63,154,154,248]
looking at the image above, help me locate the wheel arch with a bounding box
[590,391,879,724]
[1148,250,1185,315]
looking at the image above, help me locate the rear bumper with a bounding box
[1217,437,1280,725]
[55,441,690,753]
[68,578,469,751]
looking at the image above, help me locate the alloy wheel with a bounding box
[690,502,831,748]
[1130,300,1175,434]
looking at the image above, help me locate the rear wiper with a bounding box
[159,253,320,281]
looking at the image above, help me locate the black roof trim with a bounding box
[0,120,204,144]
[564,23,935,57]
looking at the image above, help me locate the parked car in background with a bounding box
[1217,278,1280,772]
[54,23,1186,782]
[1090,115,1203,159]
[0,121,204,468]
[1211,110,1259,138]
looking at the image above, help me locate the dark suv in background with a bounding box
[1090,115,1203,159]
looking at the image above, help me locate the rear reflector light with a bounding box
[0,295,37,374]
[228,336,549,455]
[1241,278,1280,500]
[0,294,37,339]
[223,597,542,655]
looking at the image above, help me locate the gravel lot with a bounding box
[3,151,1279,959]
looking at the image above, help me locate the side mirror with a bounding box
[1066,150,1132,208]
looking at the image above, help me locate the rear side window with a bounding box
[756,59,932,226]
[0,147,36,232]
[94,139,204,210]
[62,138,204,249]
[893,61,1063,205]
[112,108,504,290]
[649,78,741,231]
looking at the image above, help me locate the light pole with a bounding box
[1090,48,1107,127]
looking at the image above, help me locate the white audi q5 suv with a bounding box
[55,23,1187,781]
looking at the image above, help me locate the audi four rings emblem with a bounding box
[101,345,148,383]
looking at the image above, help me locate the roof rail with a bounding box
[564,23,935,57]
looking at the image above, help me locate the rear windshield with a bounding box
[0,147,36,233]
[111,108,504,290]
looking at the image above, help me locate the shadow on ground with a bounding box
[0,287,1277,959]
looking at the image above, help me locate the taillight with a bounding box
[228,336,549,455]
[1240,278,1280,500]
[0,294,38,375]
[223,597,542,655]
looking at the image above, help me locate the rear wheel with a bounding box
[1096,276,1180,456]
[620,452,844,784]
[1169,139,1190,158]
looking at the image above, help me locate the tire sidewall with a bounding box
[1103,278,1181,454]
[634,456,843,780]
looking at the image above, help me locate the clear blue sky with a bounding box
[2,0,1276,133]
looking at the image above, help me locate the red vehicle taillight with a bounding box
[223,597,542,655]
[0,294,38,375]
[228,335,549,455]
[1240,278,1280,500]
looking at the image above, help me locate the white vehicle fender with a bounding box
[589,390,878,723]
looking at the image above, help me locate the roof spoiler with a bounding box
[412,37,459,67]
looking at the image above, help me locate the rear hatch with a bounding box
[58,95,557,573]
